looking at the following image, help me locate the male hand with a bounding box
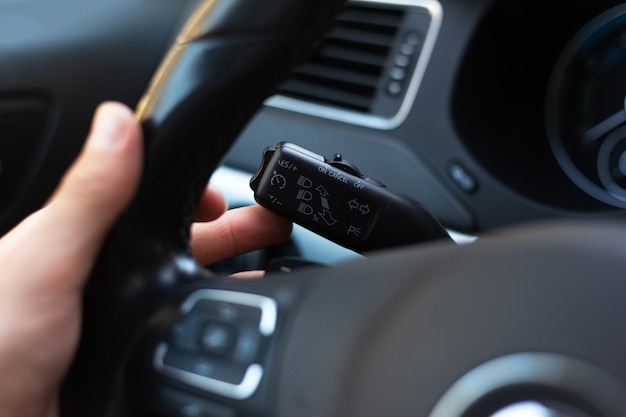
[0,102,291,417]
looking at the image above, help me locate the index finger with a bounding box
[191,205,292,266]
[195,184,228,222]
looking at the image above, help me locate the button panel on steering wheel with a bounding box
[153,290,278,400]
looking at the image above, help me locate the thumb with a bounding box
[0,102,144,295]
[0,102,144,417]
[51,101,144,236]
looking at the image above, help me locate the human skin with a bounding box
[0,102,291,417]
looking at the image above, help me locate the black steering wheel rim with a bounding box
[61,0,347,415]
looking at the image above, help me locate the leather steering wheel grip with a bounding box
[60,0,346,415]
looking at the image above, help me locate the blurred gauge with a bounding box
[547,4,626,207]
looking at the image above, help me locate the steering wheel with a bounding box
[60,1,626,417]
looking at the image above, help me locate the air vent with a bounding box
[267,0,443,130]
[279,5,404,112]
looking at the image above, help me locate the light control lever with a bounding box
[251,142,452,253]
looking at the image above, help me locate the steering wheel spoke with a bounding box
[125,273,307,417]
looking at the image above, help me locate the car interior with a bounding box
[2,0,626,416]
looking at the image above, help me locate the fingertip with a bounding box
[255,206,293,240]
[230,270,265,279]
[47,101,144,243]
[230,205,293,244]
[87,102,141,151]
[195,184,228,222]
[0,102,144,298]
[191,204,293,265]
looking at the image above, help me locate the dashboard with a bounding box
[227,0,626,235]
[1,0,626,247]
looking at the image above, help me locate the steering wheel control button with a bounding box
[155,289,277,400]
[161,346,247,384]
[232,326,262,363]
[199,322,238,356]
[160,387,237,417]
[181,290,277,336]
[251,142,452,252]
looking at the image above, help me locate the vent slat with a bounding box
[324,37,389,56]
[327,26,395,48]
[290,74,376,98]
[295,63,380,89]
[314,44,387,71]
[278,80,372,112]
[338,6,404,28]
